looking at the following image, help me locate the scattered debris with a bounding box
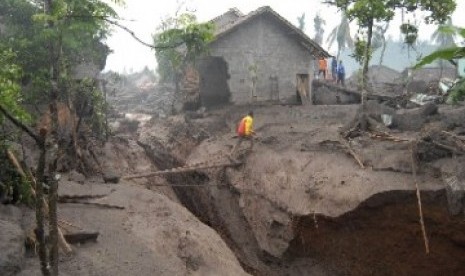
[338,134,365,168]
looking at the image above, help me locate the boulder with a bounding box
[103,170,120,184]
[393,103,438,131]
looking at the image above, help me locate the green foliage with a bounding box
[154,13,214,83]
[0,48,30,123]
[415,28,465,68]
[448,78,465,104]
[329,0,456,92]
[400,23,418,46]
[333,0,456,25]
[350,37,372,65]
[332,0,456,48]
[431,18,456,48]
[1,0,117,108]
[415,27,465,103]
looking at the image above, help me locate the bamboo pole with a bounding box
[124,161,242,180]
[410,141,430,254]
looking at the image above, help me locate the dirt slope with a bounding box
[17,137,249,276]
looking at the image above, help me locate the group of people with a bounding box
[318,57,345,86]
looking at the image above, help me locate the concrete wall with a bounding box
[208,14,315,104]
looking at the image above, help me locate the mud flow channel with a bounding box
[136,112,465,275]
[143,139,465,275]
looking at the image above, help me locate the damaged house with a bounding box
[195,6,331,107]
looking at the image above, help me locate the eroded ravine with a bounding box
[288,190,465,275]
[133,107,465,276]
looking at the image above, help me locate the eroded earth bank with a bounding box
[4,103,465,276]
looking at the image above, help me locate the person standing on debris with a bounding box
[337,60,346,86]
[318,57,327,80]
[229,111,255,158]
[331,57,338,81]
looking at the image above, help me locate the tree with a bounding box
[297,13,306,31]
[153,13,214,97]
[327,0,455,91]
[0,48,29,124]
[154,15,214,112]
[350,23,390,65]
[313,13,325,45]
[326,0,456,129]
[432,18,456,48]
[0,1,122,275]
[431,18,457,77]
[326,13,353,60]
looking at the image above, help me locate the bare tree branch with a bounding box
[103,18,160,49]
[0,104,42,145]
[63,14,185,50]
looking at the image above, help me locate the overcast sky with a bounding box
[104,0,465,73]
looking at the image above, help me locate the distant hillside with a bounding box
[338,39,439,77]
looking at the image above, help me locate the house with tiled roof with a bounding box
[196,6,331,106]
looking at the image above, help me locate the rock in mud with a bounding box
[68,170,86,184]
[393,102,439,131]
[103,171,120,184]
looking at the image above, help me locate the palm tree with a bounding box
[326,13,353,60]
[431,18,456,48]
[431,18,456,77]
[313,13,326,45]
[297,13,306,31]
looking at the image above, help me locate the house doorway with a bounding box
[197,57,231,107]
[296,74,309,105]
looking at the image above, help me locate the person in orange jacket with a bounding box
[229,111,255,158]
[318,57,327,80]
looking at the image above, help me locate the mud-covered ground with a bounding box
[5,102,465,276]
